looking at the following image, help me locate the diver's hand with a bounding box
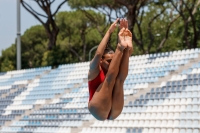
[119,19,128,29]
[118,28,128,51]
[124,29,133,56]
[108,18,119,34]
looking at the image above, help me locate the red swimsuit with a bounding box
[88,69,111,119]
[88,69,105,101]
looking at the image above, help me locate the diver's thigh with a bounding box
[88,82,110,120]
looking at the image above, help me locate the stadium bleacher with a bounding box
[0,48,200,133]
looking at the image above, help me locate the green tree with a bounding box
[21,0,68,50]
[1,57,15,72]
[68,0,124,23]
[68,0,180,55]
[56,10,110,62]
[0,44,16,72]
[132,1,181,54]
[169,0,200,49]
[21,25,48,68]
[42,45,70,68]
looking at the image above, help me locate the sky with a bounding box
[0,0,70,55]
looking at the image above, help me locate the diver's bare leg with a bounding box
[88,46,124,120]
[108,48,129,120]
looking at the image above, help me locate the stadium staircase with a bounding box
[1,48,200,133]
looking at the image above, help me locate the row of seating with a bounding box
[32,109,89,115]
[122,105,200,113]
[116,112,200,120]
[1,127,71,133]
[12,120,82,127]
[81,127,199,133]
[5,66,51,74]
[91,119,200,127]
[22,115,85,120]
[138,92,200,100]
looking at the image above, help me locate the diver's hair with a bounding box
[102,46,114,59]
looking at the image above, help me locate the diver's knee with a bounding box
[107,111,121,120]
[89,109,108,121]
[88,103,108,121]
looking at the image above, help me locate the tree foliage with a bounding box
[21,0,67,50]
[21,25,48,68]
[169,0,200,49]
[56,10,108,62]
[0,0,200,72]
[0,44,16,72]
